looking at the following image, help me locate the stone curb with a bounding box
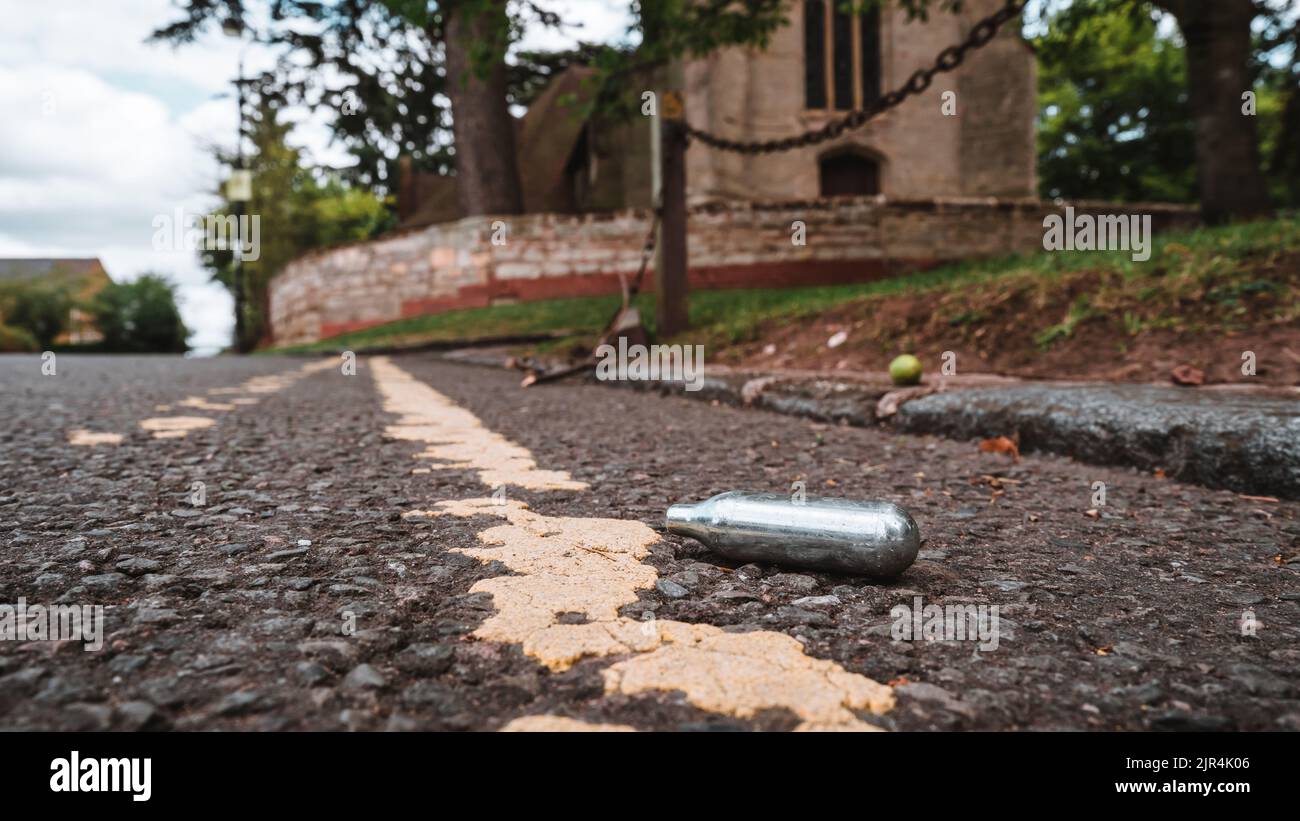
[433,348,1300,500]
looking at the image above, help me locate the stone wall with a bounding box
[269,197,1199,346]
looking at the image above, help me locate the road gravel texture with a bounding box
[1,353,1297,731]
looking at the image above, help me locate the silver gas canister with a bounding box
[665,491,920,577]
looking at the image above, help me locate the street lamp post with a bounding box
[224,21,252,353]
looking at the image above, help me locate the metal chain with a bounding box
[682,0,1027,154]
[625,206,660,298]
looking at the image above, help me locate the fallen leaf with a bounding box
[978,436,1020,461]
[1170,365,1204,386]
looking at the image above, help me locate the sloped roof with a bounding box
[0,258,111,283]
[517,64,597,214]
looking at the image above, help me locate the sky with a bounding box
[0,0,631,354]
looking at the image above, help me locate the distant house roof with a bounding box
[0,257,112,284]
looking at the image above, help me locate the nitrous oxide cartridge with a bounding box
[665,491,920,577]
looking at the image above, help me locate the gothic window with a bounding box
[819,151,881,197]
[804,1,882,112]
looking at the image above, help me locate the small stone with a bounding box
[401,682,463,713]
[266,548,309,562]
[116,557,162,576]
[293,662,331,686]
[33,572,65,589]
[116,701,166,731]
[981,579,1026,592]
[218,543,252,556]
[655,579,690,599]
[342,663,386,690]
[1223,590,1266,607]
[108,654,149,675]
[766,573,818,592]
[773,605,829,625]
[897,682,975,719]
[710,589,760,602]
[1228,663,1291,697]
[64,703,114,731]
[81,573,127,594]
[135,608,180,625]
[396,644,455,675]
[213,690,266,716]
[791,594,841,608]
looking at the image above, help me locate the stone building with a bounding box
[274,1,1065,346]
[398,0,1036,227]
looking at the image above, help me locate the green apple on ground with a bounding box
[889,354,923,386]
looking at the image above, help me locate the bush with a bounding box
[89,274,190,353]
[0,323,39,352]
[0,282,73,347]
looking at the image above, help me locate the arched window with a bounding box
[819,152,880,197]
[804,0,882,111]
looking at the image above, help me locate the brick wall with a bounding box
[269,197,1199,346]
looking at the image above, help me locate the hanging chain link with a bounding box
[682,0,1027,154]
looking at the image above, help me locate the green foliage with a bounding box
[153,2,453,189]
[205,98,395,346]
[0,323,39,353]
[1035,0,1197,203]
[303,178,396,247]
[270,216,1300,355]
[1255,7,1300,208]
[89,275,190,353]
[0,281,73,347]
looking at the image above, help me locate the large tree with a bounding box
[413,0,525,215]
[1148,0,1272,223]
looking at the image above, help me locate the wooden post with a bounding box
[656,89,689,337]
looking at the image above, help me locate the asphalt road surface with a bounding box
[2,353,1297,731]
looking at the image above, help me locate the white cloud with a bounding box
[517,0,634,51]
[0,0,634,352]
[0,0,257,351]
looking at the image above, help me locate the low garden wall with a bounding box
[269,197,1198,345]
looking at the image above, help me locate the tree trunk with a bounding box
[1158,0,1271,224]
[443,1,524,217]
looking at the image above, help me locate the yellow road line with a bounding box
[375,358,895,731]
